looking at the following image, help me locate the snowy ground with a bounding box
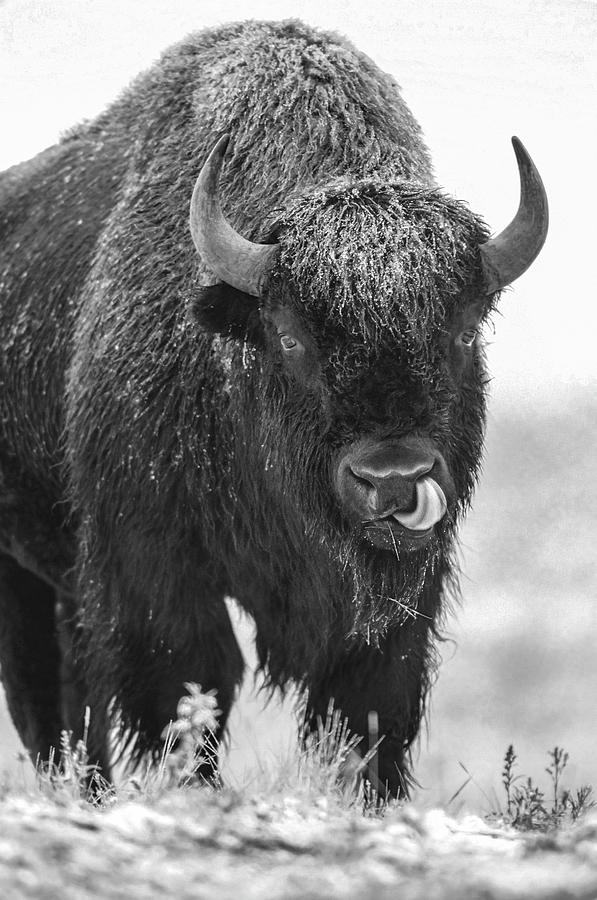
[0,0,595,810]
[1,789,597,899]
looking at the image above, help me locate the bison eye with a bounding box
[459,328,478,348]
[279,333,302,353]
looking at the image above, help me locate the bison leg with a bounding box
[0,552,63,766]
[125,599,245,783]
[305,628,431,799]
[54,593,113,782]
[0,554,112,782]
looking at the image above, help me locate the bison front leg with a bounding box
[100,597,245,785]
[0,553,112,785]
[305,624,434,799]
[0,552,63,766]
[148,608,245,785]
[55,594,113,782]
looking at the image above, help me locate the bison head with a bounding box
[189,136,547,564]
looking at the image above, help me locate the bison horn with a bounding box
[480,137,549,294]
[189,134,280,297]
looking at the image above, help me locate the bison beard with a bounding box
[0,20,546,798]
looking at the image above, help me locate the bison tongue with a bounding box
[392,478,447,531]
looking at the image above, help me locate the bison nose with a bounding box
[347,446,436,518]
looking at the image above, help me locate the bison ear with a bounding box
[190,284,264,344]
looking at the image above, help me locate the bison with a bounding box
[0,20,547,797]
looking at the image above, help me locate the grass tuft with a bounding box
[35,708,112,805]
[293,700,390,814]
[492,744,595,831]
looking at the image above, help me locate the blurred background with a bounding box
[0,0,595,810]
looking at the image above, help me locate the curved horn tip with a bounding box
[511,136,528,169]
[201,134,231,176]
[480,135,549,294]
[510,135,543,181]
[211,133,231,159]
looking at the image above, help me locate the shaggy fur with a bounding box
[0,20,498,796]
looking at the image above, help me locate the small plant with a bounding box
[495,744,594,831]
[36,707,111,804]
[156,682,222,789]
[501,743,517,818]
[509,776,547,831]
[561,785,595,823]
[545,746,569,819]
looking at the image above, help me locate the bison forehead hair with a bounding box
[269,178,492,351]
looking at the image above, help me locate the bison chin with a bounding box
[362,518,437,552]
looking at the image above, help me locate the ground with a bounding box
[1,788,597,899]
